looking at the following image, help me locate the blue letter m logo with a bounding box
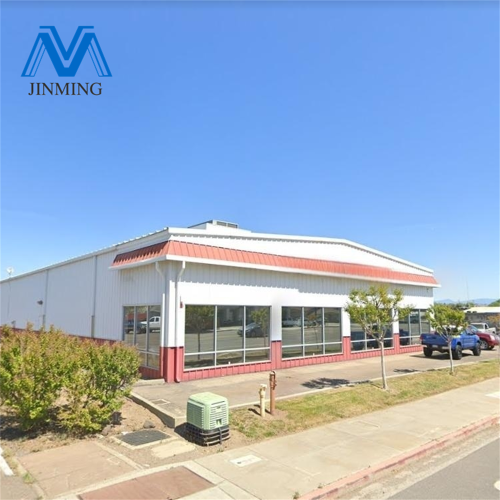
[22,26,112,77]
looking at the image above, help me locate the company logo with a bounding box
[22,26,111,78]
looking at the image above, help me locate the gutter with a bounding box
[174,261,186,383]
[155,262,167,378]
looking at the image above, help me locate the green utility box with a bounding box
[185,392,230,446]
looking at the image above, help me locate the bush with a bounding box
[59,341,140,434]
[0,326,140,434]
[0,326,75,430]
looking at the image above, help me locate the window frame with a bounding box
[399,309,430,346]
[184,304,271,371]
[122,304,161,369]
[281,306,343,359]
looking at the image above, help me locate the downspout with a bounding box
[174,261,186,383]
[155,262,167,378]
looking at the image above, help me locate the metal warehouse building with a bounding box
[0,220,439,382]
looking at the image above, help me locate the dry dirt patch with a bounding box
[0,397,256,469]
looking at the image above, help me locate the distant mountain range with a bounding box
[436,298,497,306]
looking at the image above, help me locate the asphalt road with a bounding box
[339,425,500,500]
[392,437,500,500]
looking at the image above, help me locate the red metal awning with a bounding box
[112,240,438,286]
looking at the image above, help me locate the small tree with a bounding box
[185,306,214,361]
[425,304,468,374]
[249,308,270,347]
[346,285,411,390]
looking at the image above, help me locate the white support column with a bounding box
[155,261,169,349]
[341,308,351,337]
[270,302,282,342]
[165,264,177,348]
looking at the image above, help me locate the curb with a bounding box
[5,453,47,500]
[129,392,186,428]
[300,415,500,500]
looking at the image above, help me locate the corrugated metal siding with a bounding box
[94,252,122,340]
[119,265,164,305]
[173,235,431,276]
[94,256,165,341]
[113,240,437,286]
[0,249,166,343]
[0,272,46,329]
[1,235,434,350]
[180,263,433,306]
[45,258,94,335]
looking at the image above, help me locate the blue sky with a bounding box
[1,1,499,301]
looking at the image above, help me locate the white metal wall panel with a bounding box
[119,265,163,305]
[174,263,434,346]
[45,257,94,336]
[0,272,46,329]
[93,251,122,341]
[181,264,433,304]
[0,225,435,348]
[94,256,165,342]
[172,235,432,276]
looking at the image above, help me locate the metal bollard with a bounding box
[269,371,277,415]
[259,384,267,417]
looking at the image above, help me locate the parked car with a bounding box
[140,316,161,332]
[124,319,136,334]
[470,322,497,335]
[282,318,301,327]
[420,327,481,359]
[468,325,499,351]
[237,323,265,337]
[350,328,393,350]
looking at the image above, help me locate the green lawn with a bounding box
[230,360,499,441]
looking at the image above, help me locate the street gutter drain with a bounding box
[118,430,170,447]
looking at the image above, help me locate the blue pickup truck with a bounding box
[420,327,481,360]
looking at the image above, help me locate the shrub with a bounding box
[58,341,140,434]
[0,326,140,434]
[0,326,75,430]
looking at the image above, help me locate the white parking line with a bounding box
[486,392,500,399]
[0,446,14,476]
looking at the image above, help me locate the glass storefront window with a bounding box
[122,305,161,369]
[399,309,429,346]
[350,323,393,351]
[123,306,135,345]
[136,306,147,351]
[281,307,343,359]
[324,308,341,346]
[185,305,215,357]
[184,305,271,370]
[217,306,244,352]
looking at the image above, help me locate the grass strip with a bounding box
[230,360,499,441]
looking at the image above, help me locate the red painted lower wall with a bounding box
[160,334,422,383]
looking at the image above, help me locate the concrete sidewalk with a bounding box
[131,350,500,427]
[43,377,500,500]
[183,378,500,500]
